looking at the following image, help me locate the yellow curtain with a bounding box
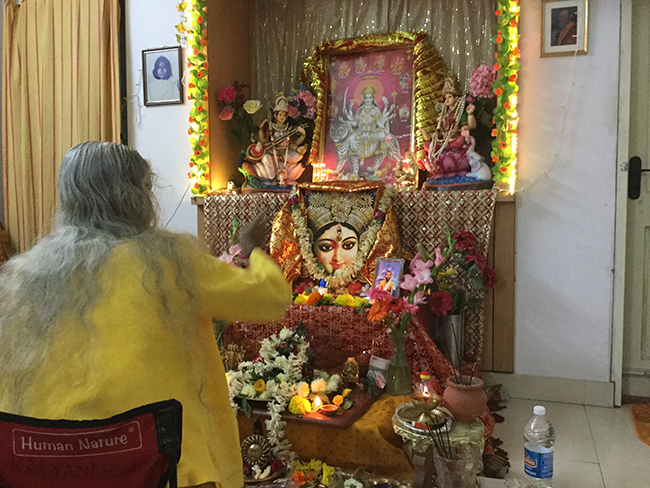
[2,0,121,251]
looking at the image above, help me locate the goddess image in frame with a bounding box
[323,48,414,183]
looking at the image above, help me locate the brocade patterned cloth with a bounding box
[204,189,496,360]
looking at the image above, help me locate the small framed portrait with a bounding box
[541,0,589,57]
[373,258,405,298]
[142,46,183,106]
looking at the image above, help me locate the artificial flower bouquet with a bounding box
[401,227,497,318]
[217,81,262,144]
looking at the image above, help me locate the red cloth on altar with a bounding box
[224,304,494,439]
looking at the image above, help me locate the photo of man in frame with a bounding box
[550,6,578,46]
[373,258,404,298]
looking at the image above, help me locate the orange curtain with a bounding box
[2,0,121,251]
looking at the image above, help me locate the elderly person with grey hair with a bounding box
[0,141,292,488]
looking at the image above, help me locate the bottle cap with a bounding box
[533,405,546,416]
[420,371,430,379]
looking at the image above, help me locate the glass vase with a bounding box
[386,333,412,396]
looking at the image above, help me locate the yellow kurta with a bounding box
[0,242,292,488]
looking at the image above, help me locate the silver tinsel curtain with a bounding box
[252,0,497,103]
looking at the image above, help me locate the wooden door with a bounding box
[623,0,650,396]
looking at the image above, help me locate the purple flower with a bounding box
[374,210,385,220]
[402,301,419,314]
[470,64,498,99]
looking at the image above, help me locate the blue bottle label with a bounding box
[524,445,553,479]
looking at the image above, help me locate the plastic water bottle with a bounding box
[523,405,555,487]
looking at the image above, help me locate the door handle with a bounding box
[628,156,649,200]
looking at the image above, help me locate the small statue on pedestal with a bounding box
[420,77,492,190]
[241,95,307,190]
[342,357,360,386]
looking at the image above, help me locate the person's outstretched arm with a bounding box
[192,247,292,323]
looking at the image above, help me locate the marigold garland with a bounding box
[176,0,210,195]
[492,0,520,193]
[289,185,395,291]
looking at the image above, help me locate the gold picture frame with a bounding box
[541,0,589,58]
[302,32,449,184]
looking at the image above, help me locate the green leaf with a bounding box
[241,398,252,418]
[341,397,353,410]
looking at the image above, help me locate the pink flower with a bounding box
[229,244,242,256]
[218,85,237,103]
[413,291,428,305]
[402,300,419,314]
[219,106,234,121]
[410,252,433,273]
[413,268,433,286]
[470,64,498,99]
[368,288,392,302]
[434,247,444,267]
[218,251,235,265]
[400,273,419,291]
[287,105,300,118]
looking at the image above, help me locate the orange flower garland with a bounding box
[492,0,521,192]
[177,0,210,195]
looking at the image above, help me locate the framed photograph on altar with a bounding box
[302,33,448,185]
[142,46,183,106]
[373,258,404,298]
[541,0,588,57]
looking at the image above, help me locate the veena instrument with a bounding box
[245,122,309,161]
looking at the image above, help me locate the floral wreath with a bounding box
[288,185,395,291]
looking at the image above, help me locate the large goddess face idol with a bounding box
[306,189,375,278]
[313,222,359,274]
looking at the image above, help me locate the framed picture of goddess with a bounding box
[322,47,413,184]
[302,32,448,186]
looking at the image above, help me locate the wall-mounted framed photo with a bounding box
[372,257,405,298]
[142,46,183,106]
[541,0,589,57]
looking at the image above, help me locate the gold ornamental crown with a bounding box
[361,84,377,97]
[306,190,375,237]
[442,76,459,96]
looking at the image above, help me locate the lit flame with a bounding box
[313,396,322,410]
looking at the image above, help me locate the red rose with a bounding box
[492,155,500,163]
[429,291,452,316]
[500,166,508,173]
[499,141,507,149]
[453,231,476,251]
[483,267,498,288]
[348,281,363,296]
[495,87,503,96]
[491,129,498,137]
[465,253,488,270]
[509,74,518,82]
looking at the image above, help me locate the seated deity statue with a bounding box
[241,95,307,188]
[421,76,488,181]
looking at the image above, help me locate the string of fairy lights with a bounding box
[492,0,521,194]
[177,2,521,195]
[176,0,210,196]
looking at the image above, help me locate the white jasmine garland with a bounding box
[241,384,256,397]
[344,479,364,488]
[279,328,292,340]
[289,185,395,291]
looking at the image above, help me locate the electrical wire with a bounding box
[515,50,580,194]
[164,179,192,229]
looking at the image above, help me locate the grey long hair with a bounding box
[0,142,199,410]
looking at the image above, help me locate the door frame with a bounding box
[612,0,633,407]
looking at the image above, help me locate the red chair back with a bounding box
[0,399,182,488]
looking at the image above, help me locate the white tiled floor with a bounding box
[492,398,650,488]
